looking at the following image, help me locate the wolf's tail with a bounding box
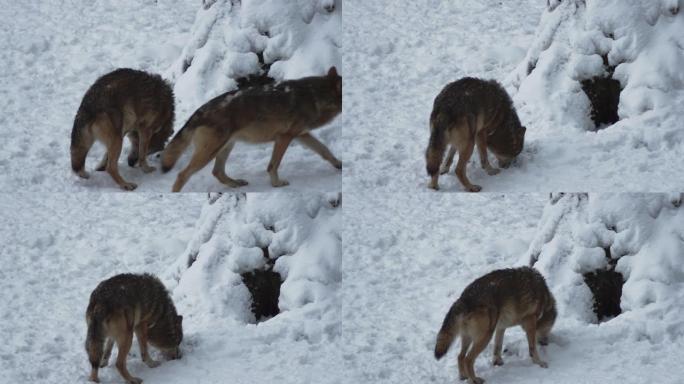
[70,105,95,175]
[161,116,198,173]
[85,306,106,369]
[434,300,463,359]
[426,113,448,177]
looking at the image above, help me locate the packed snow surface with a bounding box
[0,192,342,383]
[0,0,341,192]
[342,192,684,383]
[342,0,684,192]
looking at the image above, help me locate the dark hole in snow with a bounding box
[580,76,621,129]
[583,249,623,322]
[236,51,274,90]
[241,269,282,322]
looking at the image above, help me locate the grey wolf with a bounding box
[160,67,342,192]
[85,273,183,384]
[426,77,526,192]
[434,267,556,384]
[71,68,174,190]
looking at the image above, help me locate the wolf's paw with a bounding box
[145,359,161,368]
[470,377,485,384]
[127,377,143,384]
[493,356,504,366]
[466,184,482,192]
[121,182,138,191]
[486,167,500,176]
[333,160,342,170]
[99,359,109,368]
[141,165,156,173]
[536,360,548,368]
[95,164,107,172]
[271,179,290,188]
[459,373,468,381]
[77,170,91,179]
[227,179,248,188]
[439,166,450,175]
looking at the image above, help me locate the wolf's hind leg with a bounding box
[296,132,342,169]
[454,136,481,192]
[440,146,456,175]
[212,141,248,188]
[99,338,114,367]
[521,315,548,368]
[464,322,494,384]
[267,134,295,187]
[115,330,143,384]
[458,335,472,381]
[492,328,505,366]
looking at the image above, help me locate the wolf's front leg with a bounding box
[135,323,160,368]
[440,146,456,174]
[267,135,295,187]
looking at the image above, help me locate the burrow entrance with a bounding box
[580,55,621,130]
[582,247,624,321]
[240,231,283,322]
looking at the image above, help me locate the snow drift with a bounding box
[510,0,684,137]
[522,193,684,342]
[165,192,341,330]
[166,0,342,111]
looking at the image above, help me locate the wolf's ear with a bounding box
[523,126,527,133]
[177,315,183,323]
[327,66,338,78]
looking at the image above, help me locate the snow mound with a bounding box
[510,0,684,138]
[521,193,684,341]
[166,192,341,329]
[166,0,341,110]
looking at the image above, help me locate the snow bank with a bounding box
[167,0,341,110]
[521,193,684,341]
[509,0,684,139]
[166,192,341,329]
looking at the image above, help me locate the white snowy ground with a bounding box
[342,0,684,192]
[0,193,342,384]
[342,192,684,383]
[0,0,341,193]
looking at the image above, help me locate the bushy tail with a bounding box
[426,114,447,177]
[160,118,197,173]
[70,106,95,174]
[434,300,463,359]
[85,307,105,369]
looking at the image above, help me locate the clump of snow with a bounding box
[522,193,684,337]
[166,192,341,329]
[167,0,341,111]
[510,0,684,136]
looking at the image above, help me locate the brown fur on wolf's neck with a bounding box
[435,267,556,384]
[161,67,342,192]
[426,77,526,192]
[70,68,175,191]
[85,273,183,384]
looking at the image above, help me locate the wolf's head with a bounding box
[491,108,526,167]
[148,309,184,360]
[315,66,342,115]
